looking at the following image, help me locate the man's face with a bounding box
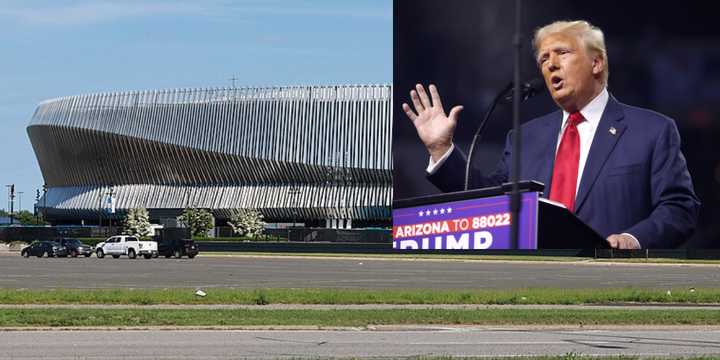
[537,33,602,112]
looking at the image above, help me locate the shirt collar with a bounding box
[561,87,609,128]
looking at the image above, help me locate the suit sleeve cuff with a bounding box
[621,233,642,249]
[426,143,456,175]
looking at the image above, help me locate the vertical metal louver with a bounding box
[27,85,393,223]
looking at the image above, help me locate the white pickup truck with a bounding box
[95,235,158,259]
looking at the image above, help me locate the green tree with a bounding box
[177,208,214,237]
[12,210,48,225]
[123,208,151,237]
[228,209,266,239]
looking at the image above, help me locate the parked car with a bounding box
[57,238,93,257]
[158,238,199,259]
[20,241,68,258]
[95,235,158,259]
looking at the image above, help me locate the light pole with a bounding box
[35,189,40,223]
[5,184,14,225]
[42,184,47,224]
[107,186,115,228]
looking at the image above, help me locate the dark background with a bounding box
[393,0,720,248]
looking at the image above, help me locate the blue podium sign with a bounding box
[392,192,540,250]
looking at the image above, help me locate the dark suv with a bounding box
[21,241,68,258]
[58,238,93,257]
[158,238,198,259]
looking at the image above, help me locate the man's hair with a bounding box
[533,20,609,85]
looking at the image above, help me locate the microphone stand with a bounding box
[463,82,513,191]
[510,0,522,250]
[463,79,541,192]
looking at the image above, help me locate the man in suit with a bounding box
[401,20,700,249]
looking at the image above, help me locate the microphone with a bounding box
[463,78,545,191]
[501,78,545,103]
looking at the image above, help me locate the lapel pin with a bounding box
[609,127,617,135]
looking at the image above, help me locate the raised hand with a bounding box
[402,84,463,162]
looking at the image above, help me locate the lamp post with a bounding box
[35,189,40,223]
[42,184,47,224]
[107,186,115,229]
[6,185,14,225]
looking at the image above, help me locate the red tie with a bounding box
[549,112,584,212]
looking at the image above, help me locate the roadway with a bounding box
[1,328,719,359]
[1,255,719,289]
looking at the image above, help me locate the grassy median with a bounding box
[0,288,717,305]
[1,308,719,327]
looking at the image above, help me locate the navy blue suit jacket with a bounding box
[428,95,700,248]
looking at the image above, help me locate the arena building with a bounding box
[27,85,392,229]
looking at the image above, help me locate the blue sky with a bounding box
[0,0,392,212]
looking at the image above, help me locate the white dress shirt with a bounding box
[425,87,640,247]
[556,87,608,194]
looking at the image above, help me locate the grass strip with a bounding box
[0,308,718,327]
[0,288,717,306]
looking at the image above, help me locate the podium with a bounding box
[392,181,608,250]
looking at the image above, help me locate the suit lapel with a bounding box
[574,95,626,213]
[538,112,562,196]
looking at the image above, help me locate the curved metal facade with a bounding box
[27,85,393,224]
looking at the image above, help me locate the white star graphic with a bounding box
[440,208,445,214]
[432,209,438,215]
[425,210,431,216]
[418,211,423,217]
[447,207,453,214]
